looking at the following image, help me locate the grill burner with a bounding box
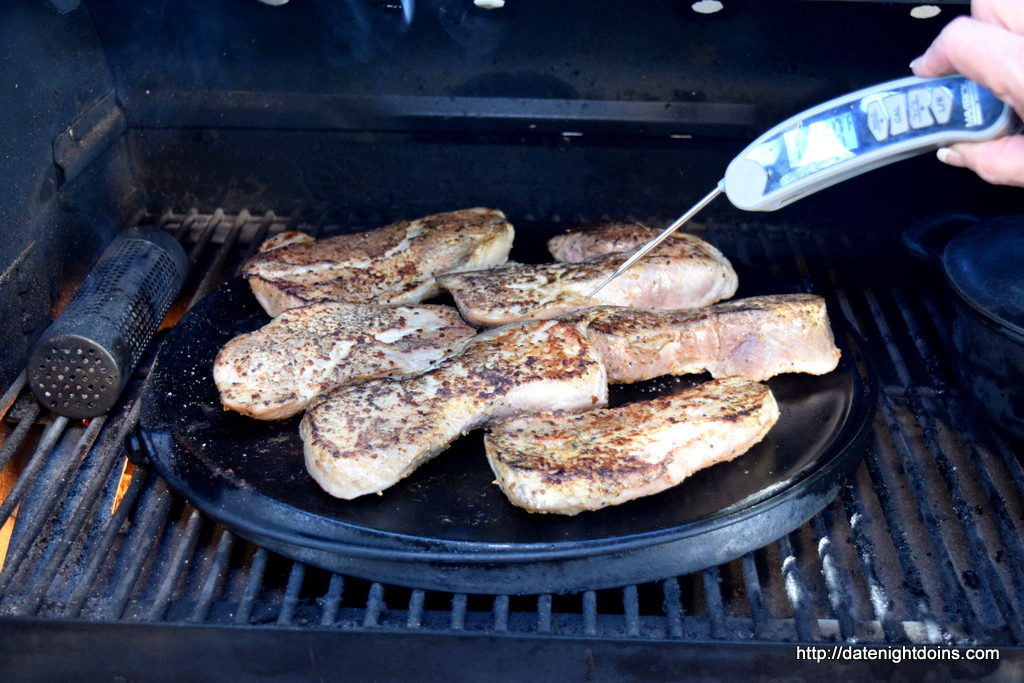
[1,209,1023,663]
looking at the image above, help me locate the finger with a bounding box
[910,16,1024,111]
[937,136,1024,187]
[972,0,1024,33]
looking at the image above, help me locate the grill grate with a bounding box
[1,208,1023,647]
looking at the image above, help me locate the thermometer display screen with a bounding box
[723,75,1012,211]
[782,113,859,168]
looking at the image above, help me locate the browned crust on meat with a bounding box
[214,302,476,420]
[299,320,608,499]
[561,293,842,383]
[303,322,603,461]
[242,208,514,317]
[485,377,779,514]
[258,231,314,253]
[438,232,737,326]
[548,220,672,262]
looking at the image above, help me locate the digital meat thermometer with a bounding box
[588,74,1016,297]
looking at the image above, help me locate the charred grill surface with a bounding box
[0,210,1022,651]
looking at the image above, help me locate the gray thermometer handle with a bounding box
[723,75,1016,211]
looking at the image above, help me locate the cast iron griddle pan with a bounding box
[137,264,876,595]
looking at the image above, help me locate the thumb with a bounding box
[937,135,1024,187]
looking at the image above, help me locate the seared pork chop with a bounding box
[437,234,737,326]
[564,294,841,383]
[214,303,476,420]
[300,320,607,499]
[548,220,668,263]
[486,377,779,515]
[243,208,514,317]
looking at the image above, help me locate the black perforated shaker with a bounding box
[28,228,189,418]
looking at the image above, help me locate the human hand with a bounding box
[911,0,1024,187]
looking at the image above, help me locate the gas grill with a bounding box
[2,0,1023,679]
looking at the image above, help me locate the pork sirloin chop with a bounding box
[563,294,841,383]
[214,303,476,420]
[300,319,608,499]
[242,208,514,317]
[547,220,671,263]
[436,233,737,326]
[486,377,779,515]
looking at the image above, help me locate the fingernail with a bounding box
[936,146,965,167]
[909,57,921,71]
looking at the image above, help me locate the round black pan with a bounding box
[137,275,876,595]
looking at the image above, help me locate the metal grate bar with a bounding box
[404,588,424,629]
[837,483,922,643]
[0,404,37,482]
[809,513,855,642]
[236,211,277,264]
[777,534,813,641]
[894,288,1024,616]
[170,209,199,243]
[98,482,176,620]
[186,210,248,308]
[0,416,69,530]
[144,507,204,622]
[916,291,1024,512]
[10,402,140,615]
[808,234,944,639]
[985,433,1024,528]
[363,582,386,628]
[864,252,1024,643]
[184,210,224,265]
[449,593,466,631]
[493,594,509,633]
[0,371,26,420]
[869,413,980,634]
[276,561,306,627]
[779,231,885,641]
[233,546,269,625]
[905,286,1024,552]
[307,214,334,239]
[319,573,345,627]
[536,594,552,633]
[809,233,976,630]
[839,256,988,635]
[740,553,768,639]
[188,528,235,624]
[701,567,726,639]
[862,284,1023,641]
[0,414,104,599]
[661,577,685,638]
[61,462,152,618]
[622,585,640,637]
[582,590,597,636]
[752,544,790,630]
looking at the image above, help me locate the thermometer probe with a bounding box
[588,75,1016,298]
